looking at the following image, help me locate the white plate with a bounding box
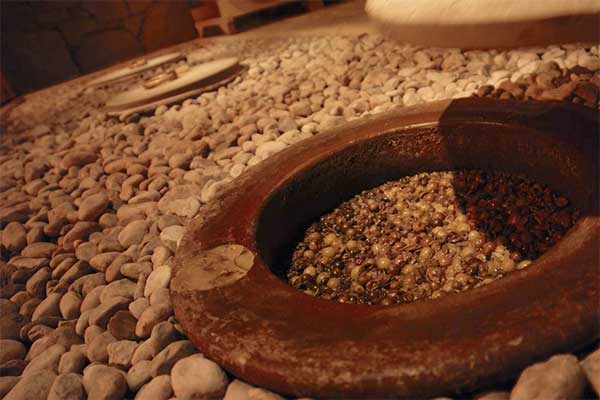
[87,52,186,87]
[105,57,241,112]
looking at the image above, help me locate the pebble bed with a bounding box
[1,35,599,399]
[288,170,579,305]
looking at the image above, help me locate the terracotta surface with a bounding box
[171,98,599,398]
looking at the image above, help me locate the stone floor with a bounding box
[1,3,599,399]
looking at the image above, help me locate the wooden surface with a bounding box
[218,0,289,17]
[194,0,324,37]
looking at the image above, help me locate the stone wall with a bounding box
[1,0,198,95]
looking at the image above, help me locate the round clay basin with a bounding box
[171,98,599,398]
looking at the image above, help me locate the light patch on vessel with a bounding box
[172,244,254,292]
[508,336,523,346]
[229,347,252,370]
